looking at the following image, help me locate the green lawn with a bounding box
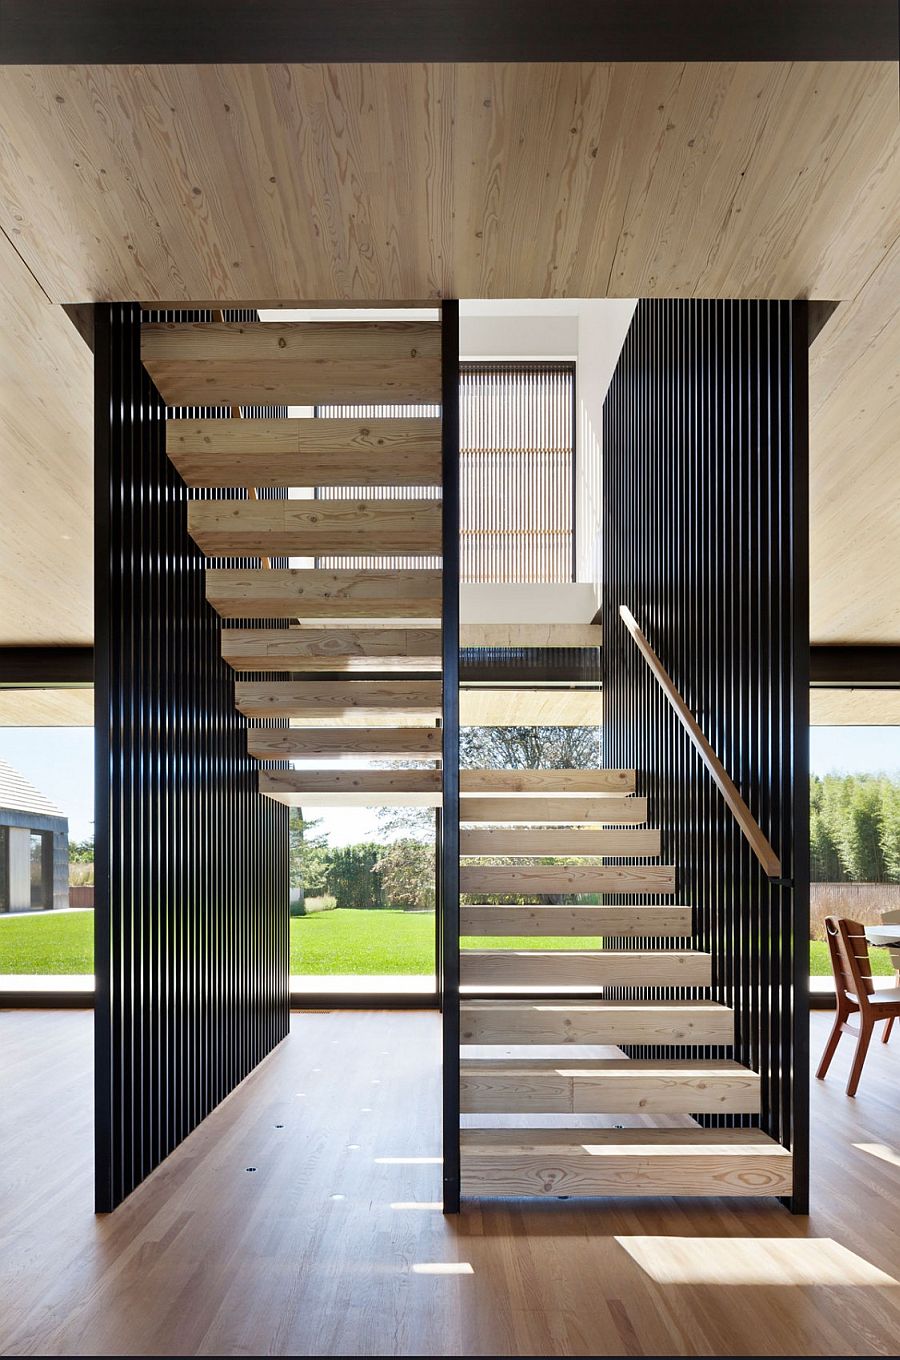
[0,910,94,974]
[1,908,895,979]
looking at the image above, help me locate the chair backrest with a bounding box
[824,916,875,1003]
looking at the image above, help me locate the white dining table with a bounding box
[864,925,900,949]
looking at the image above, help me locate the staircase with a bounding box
[143,307,792,1205]
[142,310,450,816]
[456,764,793,1199]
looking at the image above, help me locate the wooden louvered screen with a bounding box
[315,362,574,582]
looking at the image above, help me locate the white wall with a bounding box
[460,582,597,624]
[460,313,577,360]
[575,300,638,597]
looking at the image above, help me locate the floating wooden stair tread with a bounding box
[260,768,442,807]
[459,796,647,824]
[460,688,603,729]
[459,1000,734,1045]
[206,568,442,621]
[222,627,442,672]
[459,623,602,649]
[459,769,635,795]
[459,864,676,895]
[167,416,441,487]
[247,727,442,761]
[459,1128,792,1198]
[141,321,442,405]
[459,949,712,988]
[459,827,662,856]
[459,1058,760,1115]
[188,499,442,557]
[234,679,442,721]
[460,904,691,937]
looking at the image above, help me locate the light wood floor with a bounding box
[1,1009,900,1356]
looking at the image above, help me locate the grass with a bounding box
[0,908,895,979]
[0,910,94,974]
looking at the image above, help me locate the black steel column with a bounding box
[440,300,461,1213]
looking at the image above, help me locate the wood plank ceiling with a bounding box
[0,61,897,650]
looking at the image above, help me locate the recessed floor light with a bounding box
[411,1263,474,1275]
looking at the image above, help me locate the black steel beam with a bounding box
[0,646,93,686]
[460,647,600,684]
[810,646,900,686]
[0,1,894,63]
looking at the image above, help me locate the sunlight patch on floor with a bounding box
[615,1237,899,1287]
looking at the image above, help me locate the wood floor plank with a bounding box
[2,1012,900,1357]
[167,416,442,487]
[206,568,442,620]
[189,499,442,556]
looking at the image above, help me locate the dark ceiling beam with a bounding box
[810,646,900,687]
[0,647,93,687]
[0,1,895,64]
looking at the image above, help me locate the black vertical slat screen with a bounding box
[94,303,290,1213]
[602,298,809,1213]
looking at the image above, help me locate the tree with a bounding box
[289,810,330,904]
[880,780,900,883]
[836,778,887,882]
[68,837,95,863]
[327,843,385,909]
[376,839,435,910]
[459,725,600,770]
[810,806,844,882]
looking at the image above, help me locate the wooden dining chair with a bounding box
[816,916,900,1096]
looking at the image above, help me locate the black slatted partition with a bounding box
[94,303,290,1212]
[602,298,809,1213]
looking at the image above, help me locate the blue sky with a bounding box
[2,724,900,846]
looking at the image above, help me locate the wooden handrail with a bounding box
[619,604,783,880]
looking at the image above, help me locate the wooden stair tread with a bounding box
[460,1127,782,1149]
[142,321,442,405]
[260,768,442,805]
[459,1000,734,1045]
[459,623,601,649]
[460,949,712,988]
[459,769,635,794]
[459,827,662,856]
[167,416,441,487]
[235,679,441,721]
[459,796,647,824]
[459,864,676,894]
[188,499,442,556]
[206,568,442,620]
[460,1059,760,1115]
[460,905,690,936]
[247,727,443,760]
[222,626,441,672]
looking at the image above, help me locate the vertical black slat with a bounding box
[440,299,461,1214]
[93,305,290,1211]
[601,298,809,1208]
[789,299,811,1212]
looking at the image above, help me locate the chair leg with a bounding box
[882,1016,895,1045]
[846,1015,874,1097]
[816,1006,847,1080]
